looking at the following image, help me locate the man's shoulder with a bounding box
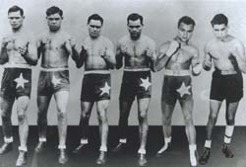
[118,35,129,44]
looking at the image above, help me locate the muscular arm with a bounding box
[0,39,9,65]
[203,43,213,71]
[115,42,124,69]
[145,40,156,72]
[101,41,116,69]
[21,41,38,66]
[234,40,246,73]
[191,47,202,76]
[155,40,180,71]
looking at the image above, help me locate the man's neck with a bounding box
[175,36,189,45]
[12,26,22,34]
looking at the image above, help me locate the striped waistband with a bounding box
[124,68,150,72]
[164,69,191,76]
[215,69,238,75]
[4,64,32,69]
[84,70,110,75]
[40,67,68,72]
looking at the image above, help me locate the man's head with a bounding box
[46,6,63,32]
[210,14,228,40]
[177,16,196,43]
[8,5,25,31]
[127,13,144,40]
[87,14,103,39]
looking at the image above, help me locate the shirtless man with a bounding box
[0,5,37,166]
[112,13,156,166]
[155,16,202,167]
[199,14,246,165]
[34,6,79,164]
[72,14,115,165]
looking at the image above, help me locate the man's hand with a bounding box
[144,47,154,59]
[120,44,128,55]
[100,47,108,59]
[1,37,11,48]
[16,39,29,56]
[166,40,180,57]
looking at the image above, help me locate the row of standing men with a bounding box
[0,5,245,167]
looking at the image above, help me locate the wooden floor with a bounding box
[0,126,246,167]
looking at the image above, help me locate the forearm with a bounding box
[116,53,123,69]
[103,55,116,69]
[155,53,171,72]
[0,47,8,65]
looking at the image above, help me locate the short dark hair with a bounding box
[127,13,143,25]
[87,14,104,25]
[46,6,63,17]
[178,16,196,28]
[8,5,24,16]
[211,14,228,26]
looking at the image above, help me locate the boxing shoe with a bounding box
[138,153,147,166]
[199,147,210,165]
[96,151,107,165]
[58,149,68,164]
[222,144,234,158]
[16,150,27,166]
[0,142,13,155]
[111,142,127,153]
[35,141,46,153]
[156,143,171,157]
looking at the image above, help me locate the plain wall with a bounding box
[0,0,246,125]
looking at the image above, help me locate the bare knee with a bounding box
[57,110,67,121]
[226,116,235,125]
[17,112,26,123]
[138,111,147,123]
[184,115,193,126]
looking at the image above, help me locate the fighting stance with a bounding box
[35,6,79,164]
[72,14,115,165]
[155,16,202,167]
[112,13,156,166]
[199,14,246,165]
[0,5,37,166]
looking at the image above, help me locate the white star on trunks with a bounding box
[52,75,61,87]
[176,82,191,98]
[100,82,110,96]
[140,77,151,91]
[14,73,28,88]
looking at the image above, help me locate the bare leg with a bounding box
[96,100,109,165]
[16,96,30,166]
[96,100,109,152]
[54,91,69,149]
[37,95,52,141]
[157,96,176,155]
[16,96,30,152]
[0,97,15,154]
[118,99,133,141]
[179,97,197,166]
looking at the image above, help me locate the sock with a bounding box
[119,138,127,144]
[99,146,107,152]
[58,145,66,150]
[164,137,171,145]
[4,137,13,143]
[204,140,212,148]
[224,125,234,144]
[18,146,27,152]
[39,137,47,142]
[138,148,146,154]
[80,138,88,144]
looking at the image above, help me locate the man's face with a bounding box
[88,19,102,39]
[212,24,228,40]
[46,13,62,32]
[128,19,143,40]
[177,22,194,42]
[8,11,24,30]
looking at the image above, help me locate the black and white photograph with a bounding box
[0,0,246,166]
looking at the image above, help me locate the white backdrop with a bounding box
[0,0,246,125]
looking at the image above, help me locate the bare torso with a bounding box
[84,36,114,70]
[118,35,155,69]
[206,36,240,71]
[38,30,71,68]
[3,30,31,66]
[163,40,198,70]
